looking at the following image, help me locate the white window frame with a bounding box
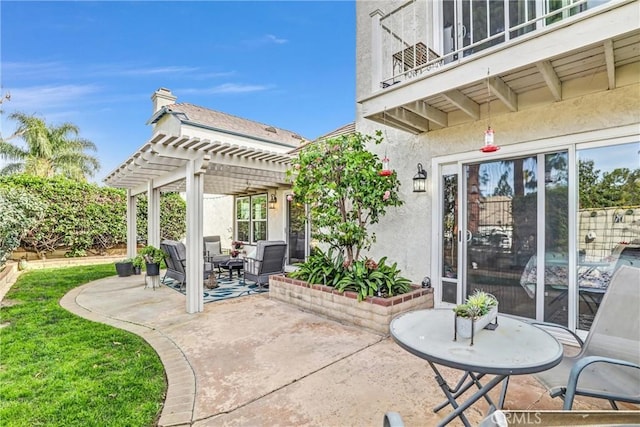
[235,194,268,244]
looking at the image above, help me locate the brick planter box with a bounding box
[269,275,433,335]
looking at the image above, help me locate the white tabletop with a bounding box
[390,309,563,375]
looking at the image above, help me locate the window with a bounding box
[235,194,268,243]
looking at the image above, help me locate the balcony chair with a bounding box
[242,240,286,288]
[161,240,213,290]
[532,265,640,410]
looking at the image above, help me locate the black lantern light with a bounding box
[268,193,278,209]
[413,163,427,193]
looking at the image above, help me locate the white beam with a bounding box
[147,180,160,248]
[126,190,137,259]
[442,90,480,120]
[603,39,615,90]
[404,101,448,128]
[387,108,430,132]
[185,159,204,313]
[536,60,562,101]
[147,180,161,289]
[489,76,518,112]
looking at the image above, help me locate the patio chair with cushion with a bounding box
[242,240,286,288]
[532,265,640,410]
[161,240,213,289]
[203,235,230,274]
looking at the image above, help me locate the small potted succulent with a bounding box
[139,245,165,276]
[453,291,498,343]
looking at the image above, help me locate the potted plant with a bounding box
[453,291,499,343]
[139,245,165,277]
[132,255,144,275]
[115,258,134,277]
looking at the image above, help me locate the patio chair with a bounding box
[203,235,230,274]
[532,265,640,410]
[242,240,286,288]
[161,240,213,289]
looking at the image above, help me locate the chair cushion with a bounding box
[205,241,221,256]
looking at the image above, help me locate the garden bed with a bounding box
[269,275,433,335]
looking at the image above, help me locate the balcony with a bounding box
[360,0,640,134]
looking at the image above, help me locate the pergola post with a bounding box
[126,189,137,259]
[147,180,161,288]
[185,159,204,313]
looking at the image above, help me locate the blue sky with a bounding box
[1,1,355,183]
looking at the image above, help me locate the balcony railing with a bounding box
[378,0,611,89]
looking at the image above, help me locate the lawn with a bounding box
[0,264,166,427]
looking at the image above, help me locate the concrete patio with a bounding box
[60,273,619,427]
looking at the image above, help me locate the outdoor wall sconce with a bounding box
[413,163,427,192]
[268,193,277,209]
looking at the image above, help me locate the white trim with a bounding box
[431,125,639,331]
[536,154,545,321]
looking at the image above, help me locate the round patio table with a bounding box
[390,309,563,426]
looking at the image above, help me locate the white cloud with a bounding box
[2,61,70,80]
[242,34,289,48]
[4,84,102,113]
[265,34,288,44]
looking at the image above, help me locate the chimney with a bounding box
[151,87,177,113]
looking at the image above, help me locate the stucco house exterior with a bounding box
[355,0,639,334]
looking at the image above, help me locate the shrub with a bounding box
[0,188,46,266]
[0,175,187,258]
[136,192,186,243]
[289,248,412,301]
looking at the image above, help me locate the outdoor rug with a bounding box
[162,276,268,303]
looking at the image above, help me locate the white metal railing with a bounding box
[379,0,611,89]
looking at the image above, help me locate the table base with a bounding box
[429,361,510,427]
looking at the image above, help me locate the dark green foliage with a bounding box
[136,192,187,242]
[0,188,46,265]
[0,175,126,257]
[579,160,640,209]
[0,175,187,260]
[290,248,412,301]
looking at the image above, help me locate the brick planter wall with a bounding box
[269,275,433,335]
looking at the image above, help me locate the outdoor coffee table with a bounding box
[219,258,243,280]
[390,309,563,427]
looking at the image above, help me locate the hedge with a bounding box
[0,175,186,259]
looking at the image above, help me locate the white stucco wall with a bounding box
[202,194,234,249]
[355,0,640,284]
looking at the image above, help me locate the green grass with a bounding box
[0,264,166,427]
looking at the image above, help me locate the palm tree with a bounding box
[0,112,100,180]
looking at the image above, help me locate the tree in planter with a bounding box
[287,132,409,300]
[287,131,403,265]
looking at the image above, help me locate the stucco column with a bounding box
[185,159,204,314]
[370,9,384,93]
[126,189,137,259]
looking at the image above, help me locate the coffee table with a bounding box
[219,258,244,280]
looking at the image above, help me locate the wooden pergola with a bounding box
[104,132,293,313]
